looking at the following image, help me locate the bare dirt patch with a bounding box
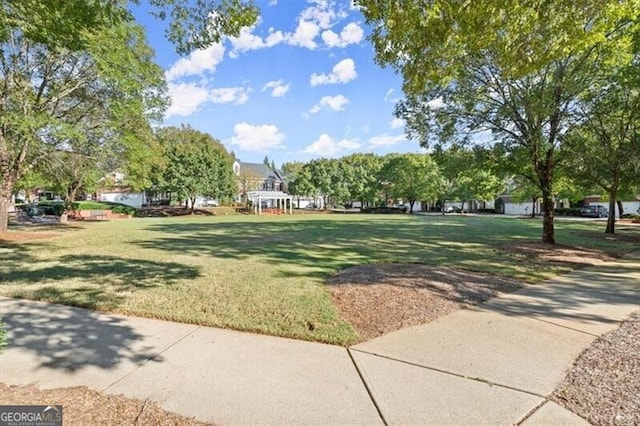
[551,311,640,425]
[327,264,524,341]
[573,230,640,244]
[0,230,68,242]
[136,206,214,217]
[502,241,619,266]
[0,383,212,425]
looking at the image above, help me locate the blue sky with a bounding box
[132,0,422,166]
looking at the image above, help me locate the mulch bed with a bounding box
[327,263,524,341]
[551,311,640,425]
[0,383,212,426]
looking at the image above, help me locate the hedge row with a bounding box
[18,200,138,217]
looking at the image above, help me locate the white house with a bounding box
[97,172,148,208]
[99,190,148,208]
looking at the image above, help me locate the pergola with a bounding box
[246,190,293,215]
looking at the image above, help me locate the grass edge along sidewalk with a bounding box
[0,214,638,345]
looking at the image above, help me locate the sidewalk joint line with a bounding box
[514,399,548,425]
[349,348,545,399]
[485,304,605,338]
[346,348,389,426]
[101,325,202,392]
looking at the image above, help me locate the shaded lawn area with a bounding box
[0,214,638,345]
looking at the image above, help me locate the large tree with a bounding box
[156,126,235,211]
[358,0,640,243]
[433,146,503,213]
[305,158,338,209]
[0,1,258,236]
[341,153,383,207]
[565,66,640,234]
[1,0,259,54]
[0,21,166,235]
[380,153,442,213]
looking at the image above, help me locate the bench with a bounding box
[89,210,108,220]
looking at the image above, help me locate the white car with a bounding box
[202,199,218,207]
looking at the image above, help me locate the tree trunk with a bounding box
[0,194,10,238]
[540,185,555,244]
[531,197,536,218]
[605,196,617,234]
[0,178,15,237]
[460,200,465,213]
[409,200,415,213]
[617,200,624,218]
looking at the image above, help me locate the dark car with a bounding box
[580,205,608,218]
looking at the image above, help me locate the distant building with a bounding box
[97,172,148,208]
[233,161,292,214]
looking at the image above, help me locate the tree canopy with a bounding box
[0,18,166,234]
[357,0,640,243]
[0,0,259,236]
[1,0,259,54]
[379,153,442,213]
[155,126,235,210]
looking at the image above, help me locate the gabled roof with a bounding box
[237,162,283,182]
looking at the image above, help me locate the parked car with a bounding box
[202,199,218,207]
[580,205,608,218]
[443,205,462,213]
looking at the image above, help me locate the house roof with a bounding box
[237,162,283,182]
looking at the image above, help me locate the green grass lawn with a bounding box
[1,214,638,345]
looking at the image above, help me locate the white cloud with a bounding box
[229,26,266,53]
[262,80,290,97]
[228,26,285,57]
[265,29,285,46]
[210,87,250,105]
[285,1,347,50]
[322,22,364,48]
[165,82,210,118]
[302,134,361,156]
[368,134,406,147]
[390,118,405,129]
[321,30,340,48]
[339,22,364,44]
[165,44,225,81]
[268,0,277,5]
[310,58,357,86]
[300,1,342,30]
[309,94,349,114]
[287,19,320,49]
[229,122,285,152]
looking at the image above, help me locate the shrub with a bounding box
[361,206,407,214]
[72,201,110,210]
[35,200,65,216]
[110,205,137,216]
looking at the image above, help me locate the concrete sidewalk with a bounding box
[1,253,639,425]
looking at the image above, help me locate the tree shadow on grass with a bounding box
[1,299,163,372]
[131,218,486,275]
[0,254,200,310]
